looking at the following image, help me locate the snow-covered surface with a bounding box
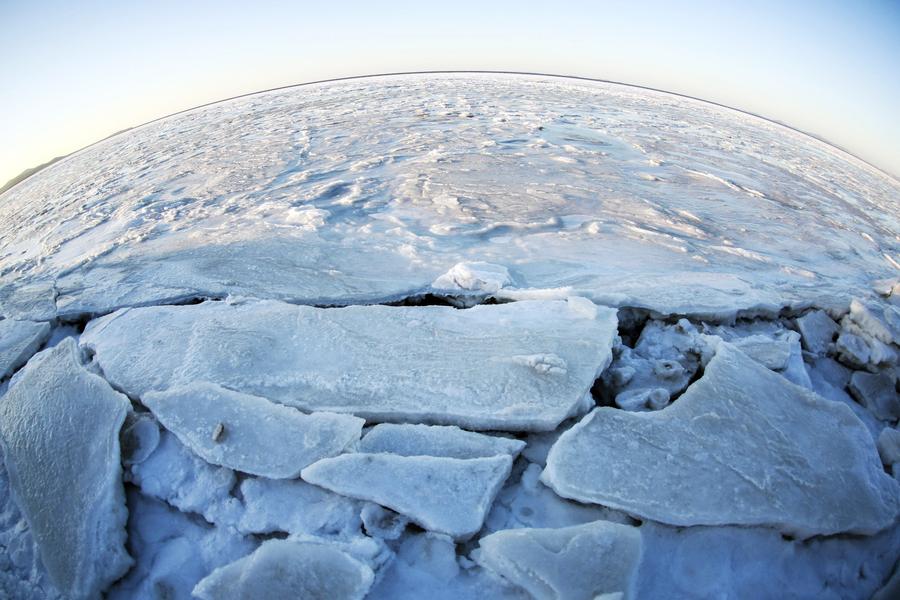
[0,74,898,598]
[81,297,616,431]
[0,339,132,599]
[543,342,900,537]
[0,74,897,321]
[143,382,364,478]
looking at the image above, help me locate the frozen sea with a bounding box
[0,73,898,599]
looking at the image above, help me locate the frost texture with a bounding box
[193,539,374,600]
[302,453,512,539]
[360,423,525,459]
[0,319,50,379]
[0,339,132,599]
[543,343,900,537]
[475,520,642,600]
[143,382,364,478]
[82,297,617,431]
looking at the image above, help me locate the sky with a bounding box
[1,0,899,184]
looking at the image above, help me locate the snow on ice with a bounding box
[0,74,899,598]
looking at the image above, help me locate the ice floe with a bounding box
[82,297,617,431]
[193,538,374,600]
[543,342,900,537]
[302,453,512,539]
[360,423,525,459]
[142,382,364,478]
[0,339,132,599]
[0,319,50,379]
[474,520,642,600]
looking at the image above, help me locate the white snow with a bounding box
[0,338,132,599]
[360,423,525,459]
[0,319,50,379]
[474,520,642,600]
[142,382,364,478]
[542,342,900,537]
[302,453,512,539]
[193,538,375,600]
[81,297,617,431]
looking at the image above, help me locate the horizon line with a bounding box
[4,70,897,194]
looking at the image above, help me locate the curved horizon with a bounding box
[4,70,896,196]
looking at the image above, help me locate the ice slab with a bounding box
[302,453,512,539]
[193,539,374,600]
[236,477,362,537]
[796,309,839,354]
[0,319,50,379]
[432,262,512,294]
[0,338,132,599]
[848,371,899,422]
[849,299,900,346]
[474,520,642,600]
[82,297,617,431]
[360,423,525,459]
[542,342,900,537]
[143,382,363,478]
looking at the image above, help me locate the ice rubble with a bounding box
[193,539,375,600]
[0,339,132,599]
[0,319,50,379]
[543,342,900,537]
[474,520,642,600]
[302,453,513,539]
[142,382,364,478]
[81,297,617,431]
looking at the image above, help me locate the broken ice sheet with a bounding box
[542,342,900,537]
[193,538,374,600]
[0,338,132,599]
[0,319,50,379]
[360,423,525,459]
[142,381,364,478]
[302,453,512,540]
[474,520,642,600]
[81,297,617,431]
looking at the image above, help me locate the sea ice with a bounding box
[0,338,132,599]
[796,309,839,354]
[849,299,900,346]
[235,477,362,537]
[474,520,642,600]
[302,453,512,539]
[360,423,525,459]
[361,504,409,540]
[82,297,617,431]
[128,430,241,526]
[193,539,374,600]
[542,342,900,537]
[0,319,50,379]
[848,371,899,422]
[108,490,255,600]
[142,382,364,478]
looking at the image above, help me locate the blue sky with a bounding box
[1,0,898,183]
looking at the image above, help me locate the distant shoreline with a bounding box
[3,70,896,195]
